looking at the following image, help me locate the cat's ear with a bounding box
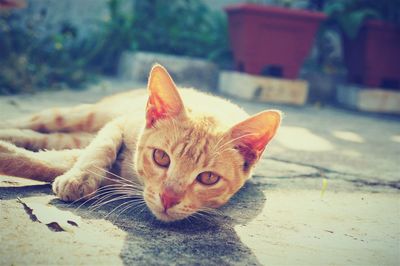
[146,64,185,128]
[229,110,281,168]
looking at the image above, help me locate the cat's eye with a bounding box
[153,149,170,168]
[196,172,220,186]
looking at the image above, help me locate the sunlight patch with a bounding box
[276,126,334,151]
[332,131,364,143]
[234,190,400,265]
[390,135,400,143]
[340,149,362,158]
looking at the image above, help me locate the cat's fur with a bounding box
[0,65,281,222]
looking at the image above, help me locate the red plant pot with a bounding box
[225,4,326,79]
[343,20,400,90]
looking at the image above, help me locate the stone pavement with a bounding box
[1,80,399,265]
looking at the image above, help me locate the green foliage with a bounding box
[0,0,135,94]
[0,0,230,95]
[90,0,135,74]
[324,0,400,39]
[0,15,88,94]
[132,0,231,64]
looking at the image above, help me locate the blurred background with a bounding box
[0,0,399,112]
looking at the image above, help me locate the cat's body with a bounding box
[0,65,281,222]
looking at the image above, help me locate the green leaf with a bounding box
[323,1,346,16]
[339,9,380,39]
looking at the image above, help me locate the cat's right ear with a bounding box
[146,64,185,128]
[228,110,281,169]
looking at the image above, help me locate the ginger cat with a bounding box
[0,65,281,222]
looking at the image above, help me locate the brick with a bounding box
[219,71,308,105]
[337,85,400,114]
[118,52,219,91]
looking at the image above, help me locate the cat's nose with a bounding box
[160,188,181,211]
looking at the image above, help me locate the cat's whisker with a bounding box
[107,199,146,222]
[114,203,136,217]
[196,206,225,222]
[173,211,192,219]
[212,134,227,153]
[125,201,147,214]
[199,206,225,217]
[136,203,149,216]
[85,192,122,210]
[87,168,142,189]
[86,169,128,185]
[66,186,105,207]
[94,187,143,196]
[104,200,137,219]
[86,189,128,206]
[86,169,144,194]
[119,201,147,217]
[184,215,194,225]
[213,147,237,156]
[210,134,240,161]
[67,182,131,209]
[92,165,139,186]
[98,183,141,193]
[88,190,142,210]
[89,192,131,208]
[72,185,142,210]
[109,163,144,187]
[73,194,119,214]
[89,195,134,211]
[106,187,143,195]
[113,202,147,223]
[113,202,140,220]
[209,147,238,162]
[214,133,258,154]
[187,212,207,224]
[89,190,143,208]
[71,189,116,210]
[143,197,158,208]
[191,211,218,224]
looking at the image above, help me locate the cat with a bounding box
[0,64,281,222]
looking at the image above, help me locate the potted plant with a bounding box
[225,2,326,79]
[325,0,400,89]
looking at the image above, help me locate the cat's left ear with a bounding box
[146,64,185,128]
[229,110,281,168]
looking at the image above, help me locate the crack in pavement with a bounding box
[265,157,400,190]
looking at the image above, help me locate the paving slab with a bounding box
[1,177,398,265]
[235,188,399,266]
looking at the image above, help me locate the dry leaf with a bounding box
[17,197,81,232]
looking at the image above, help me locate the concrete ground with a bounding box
[1,79,399,266]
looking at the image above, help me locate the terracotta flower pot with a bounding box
[343,20,400,90]
[225,4,326,79]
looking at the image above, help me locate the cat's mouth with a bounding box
[150,207,189,222]
[145,201,191,222]
[143,188,189,222]
[155,210,177,222]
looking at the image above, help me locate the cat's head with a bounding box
[135,64,281,222]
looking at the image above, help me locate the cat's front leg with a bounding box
[52,117,126,201]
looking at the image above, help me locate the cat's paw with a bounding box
[52,170,100,202]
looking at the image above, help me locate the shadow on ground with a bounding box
[1,182,266,265]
